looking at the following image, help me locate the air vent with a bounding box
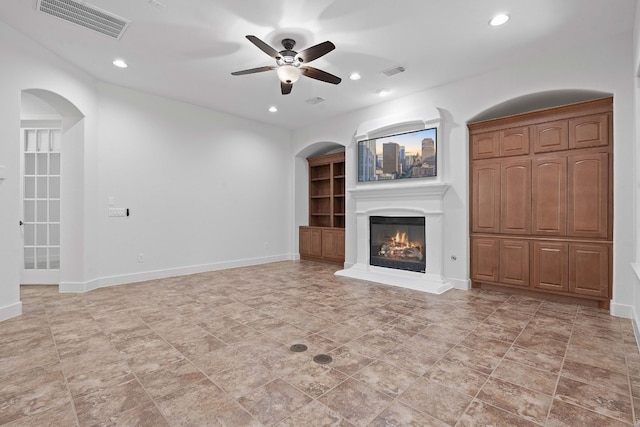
[306,96,326,105]
[36,0,130,40]
[381,66,406,77]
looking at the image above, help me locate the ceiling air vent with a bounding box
[36,0,130,40]
[381,66,406,77]
[306,97,326,105]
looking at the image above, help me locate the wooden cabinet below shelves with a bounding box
[299,226,344,264]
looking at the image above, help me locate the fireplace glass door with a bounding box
[369,216,426,273]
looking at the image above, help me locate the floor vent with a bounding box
[381,65,406,77]
[36,0,130,40]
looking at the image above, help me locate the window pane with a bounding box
[50,153,61,175]
[37,153,48,175]
[49,247,60,269]
[50,130,62,152]
[24,248,35,269]
[25,130,37,152]
[36,224,47,245]
[25,153,36,175]
[37,130,48,152]
[36,200,47,222]
[24,177,35,199]
[37,177,47,198]
[49,177,60,199]
[24,224,35,245]
[24,200,35,222]
[49,224,60,246]
[36,247,47,269]
[49,200,60,222]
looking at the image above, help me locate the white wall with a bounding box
[292,30,635,315]
[93,83,293,287]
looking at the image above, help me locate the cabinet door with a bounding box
[532,157,567,236]
[532,242,568,292]
[471,238,499,282]
[501,160,531,234]
[472,132,500,159]
[499,240,529,287]
[299,227,311,256]
[532,120,568,153]
[569,244,609,298]
[500,127,530,157]
[567,152,608,238]
[569,113,608,149]
[310,228,323,257]
[472,163,501,233]
[322,228,344,260]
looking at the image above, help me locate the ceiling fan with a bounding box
[231,35,342,95]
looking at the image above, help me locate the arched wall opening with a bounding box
[293,141,345,257]
[20,89,85,288]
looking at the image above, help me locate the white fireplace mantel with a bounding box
[336,181,453,295]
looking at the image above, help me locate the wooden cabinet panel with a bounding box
[500,127,530,157]
[471,238,499,282]
[299,226,322,258]
[532,242,568,292]
[567,152,608,238]
[501,160,531,234]
[472,163,500,233]
[499,240,529,287]
[569,114,608,149]
[569,244,609,298]
[532,157,567,236]
[472,132,500,159]
[322,228,345,260]
[532,120,568,153]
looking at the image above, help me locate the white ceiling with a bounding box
[0,0,636,129]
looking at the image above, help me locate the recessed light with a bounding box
[377,89,390,97]
[489,14,509,26]
[268,106,278,113]
[349,72,361,81]
[112,59,128,68]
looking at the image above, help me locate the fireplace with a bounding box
[370,216,425,273]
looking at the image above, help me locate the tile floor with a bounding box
[1,260,640,426]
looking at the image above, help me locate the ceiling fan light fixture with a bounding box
[276,65,300,84]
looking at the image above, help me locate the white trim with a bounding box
[336,264,453,295]
[631,262,640,281]
[447,277,471,290]
[0,302,23,322]
[610,301,633,319]
[59,254,293,293]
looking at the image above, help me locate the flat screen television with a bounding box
[357,127,437,182]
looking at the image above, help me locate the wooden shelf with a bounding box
[301,152,346,263]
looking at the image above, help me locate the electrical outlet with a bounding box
[138,254,144,262]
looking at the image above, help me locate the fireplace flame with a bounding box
[379,230,423,261]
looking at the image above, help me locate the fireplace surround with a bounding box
[335,109,453,294]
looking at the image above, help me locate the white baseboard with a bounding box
[0,301,22,322]
[447,277,471,290]
[610,301,634,319]
[59,254,293,293]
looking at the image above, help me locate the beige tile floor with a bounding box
[1,260,640,426]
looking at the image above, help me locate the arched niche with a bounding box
[293,141,345,256]
[469,89,612,123]
[20,89,86,288]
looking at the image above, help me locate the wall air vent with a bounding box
[306,96,326,105]
[36,0,130,40]
[381,66,406,77]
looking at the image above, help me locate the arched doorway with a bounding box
[20,89,84,286]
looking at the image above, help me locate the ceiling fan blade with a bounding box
[246,35,281,59]
[281,82,293,95]
[231,66,275,76]
[300,66,342,84]
[296,41,335,63]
